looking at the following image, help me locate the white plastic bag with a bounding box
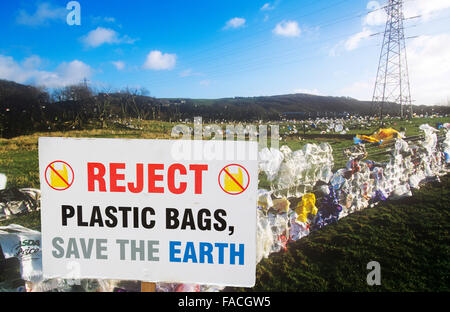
[0,224,43,283]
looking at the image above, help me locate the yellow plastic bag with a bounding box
[356,128,399,145]
[295,193,317,223]
[373,128,399,141]
[356,134,381,144]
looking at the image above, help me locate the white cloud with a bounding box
[180,69,193,77]
[143,50,177,70]
[81,27,136,48]
[364,1,387,26]
[345,28,372,51]
[338,33,450,105]
[179,69,204,78]
[16,2,66,26]
[407,34,450,105]
[200,80,211,86]
[112,61,125,71]
[91,16,117,24]
[0,55,93,88]
[363,0,450,26]
[21,55,43,70]
[294,88,321,95]
[273,20,301,37]
[338,80,374,101]
[261,3,275,11]
[404,0,450,20]
[349,0,450,53]
[224,17,246,29]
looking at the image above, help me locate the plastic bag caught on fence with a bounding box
[0,224,43,283]
[312,186,342,230]
[256,209,274,264]
[442,129,450,164]
[269,144,333,198]
[289,211,310,241]
[258,148,284,182]
[272,198,290,214]
[268,212,289,253]
[257,189,273,212]
[295,193,317,223]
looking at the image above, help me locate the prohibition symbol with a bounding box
[44,161,74,191]
[218,164,250,195]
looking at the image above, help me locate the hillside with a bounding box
[1,79,449,138]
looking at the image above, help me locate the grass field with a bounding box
[1,175,449,291]
[1,117,448,189]
[1,117,449,291]
[229,174,450,292]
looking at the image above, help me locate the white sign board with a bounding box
[39,137,257,287]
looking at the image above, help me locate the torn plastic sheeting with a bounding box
[0,224,43,283]
[443,129,450,164]
[375,128,401,141]
[257,189,273,212]
[258,148,284,182]
[289,212,310,241]
[312,187,342,231]
[269,143,334,198]
[25,279,141,292]
[355,134,382,145]
[354,128,401,146]
[344,144,368,161]
[250,123,447,270]
[0,188,41,221]
[370,190,387,204]
[256,209,274,264]
[268,212,289,254]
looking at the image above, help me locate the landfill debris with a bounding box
[1,123,449,292]
[257,189,273,212]
[269,143,333,198]
[0,188,41,221]
[354,127,401,145]
[252,123,449,273]
[295,193,317,223]
[0,224,43,283]
[272,198,290,214]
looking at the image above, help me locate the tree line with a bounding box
[1,79,448,138]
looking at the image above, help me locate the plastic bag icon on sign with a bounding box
[224,167,243,192]
[50,164,69,188]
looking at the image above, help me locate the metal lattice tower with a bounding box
[372,0,413,120]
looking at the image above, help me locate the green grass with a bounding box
[229,175,450,292]
[1,117,449,291]
[3,176,447,291]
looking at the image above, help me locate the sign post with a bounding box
[39,138,257,288]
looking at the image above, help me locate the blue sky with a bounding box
[0,0,449,104]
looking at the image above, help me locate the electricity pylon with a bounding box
[371,0,413,121]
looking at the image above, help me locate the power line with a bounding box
[371,0,413,121]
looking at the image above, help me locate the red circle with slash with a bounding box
[44,160,75,191]
[218,164,250,195]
